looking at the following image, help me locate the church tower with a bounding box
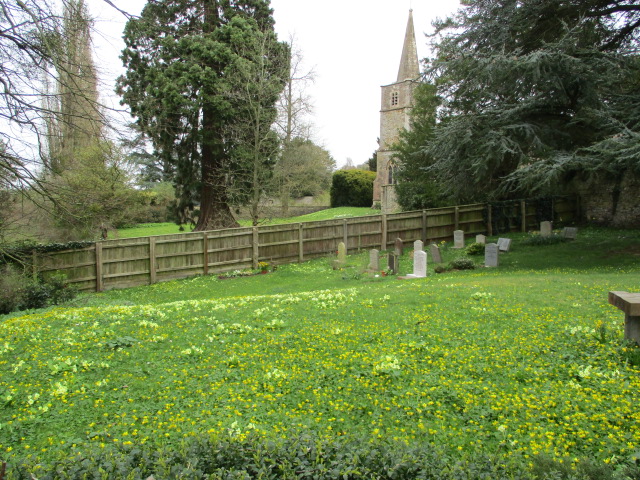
[373,10,421,213]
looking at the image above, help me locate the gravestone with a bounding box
[563,227,578,240]
[388,253,399,275]
[540,221,552,237]
[430,244,443,264]
[497,238,512,252]
[406,250,427,278]
[332,242,347,269]
[394,238,404,256]
[476,234,486,245]
[337,242,347,263]
[485,243,499,267]
[413,239,424,253]
[368,249,380,272]
[453,230,465,249]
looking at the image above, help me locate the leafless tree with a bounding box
[274,33,316,144]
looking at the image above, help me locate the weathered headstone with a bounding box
[453,230,465,249]
[476,234,486,245]
[497,238,512,252]
[540,221,552,237]
[368,249,380,272]
[394,238,404,256]
[413,239,424,253]
[388,253,399,275]
[337,242,347,263]
[332,242,347,269]
[563,227,578,240]
[485,243,499,267]
[406,250,427,278]
[429,244,443,264]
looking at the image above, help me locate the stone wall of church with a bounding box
[573,173,640,227]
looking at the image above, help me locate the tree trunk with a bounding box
[195,138,239,231]
[195,0,239,232]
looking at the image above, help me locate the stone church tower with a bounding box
[373,10,421,213]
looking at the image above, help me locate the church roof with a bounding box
[396,9,420,82]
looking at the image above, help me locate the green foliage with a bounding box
[274,138,335,213]
[448,257,476,270]
[49,142,143,240]
[0,267,77,314]
[105,336,138,350]
[330,169,376,207]
[366,150,377,172]
[425,0,640,202]
[521,234,569,246]
[465,242,485,256]
[393,83,451,210]
[0,265,27,314]
[10,432,625,480]
[117,0,287,230]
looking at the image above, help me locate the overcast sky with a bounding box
[87,0,461,168]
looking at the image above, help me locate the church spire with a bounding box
[396,9,420,82]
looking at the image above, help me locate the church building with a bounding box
[372,10,421,213]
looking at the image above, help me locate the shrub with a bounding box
[449,258,476,270]
[46,273,78,305]
[20,281,52,310]
[0,265,27,314]
[9,432,622,480]
[0,269,77,315]
[330,169,376,207]
[465,242,485,256]
[521,233,568,246]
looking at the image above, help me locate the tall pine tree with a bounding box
[118,0,287,230]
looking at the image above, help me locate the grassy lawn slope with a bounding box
[1,227,640,479]
[114,207,377,239]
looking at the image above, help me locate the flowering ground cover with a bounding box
[1,227,640,478]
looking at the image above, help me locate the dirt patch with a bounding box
[608,245,640,257]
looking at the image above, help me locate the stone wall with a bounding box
[574,173,640,228]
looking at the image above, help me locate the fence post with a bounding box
[298,223,304,263]
[454,206,460,230]
[149,237,157,285]
[422,210,427,244]
[343,219,348,250]
[520,201,527,232]
[487,204,493,237]
[202,232,209,275]
[95,242,103,292]
[381,214,388,250]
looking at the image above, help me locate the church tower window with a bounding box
[391,92,399,106]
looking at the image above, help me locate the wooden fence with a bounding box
[35,197,577,292]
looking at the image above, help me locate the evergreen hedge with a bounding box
[329,169,376,208]
[6,433,631,479]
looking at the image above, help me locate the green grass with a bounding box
[2,227,640,477]
[113,207,378,239]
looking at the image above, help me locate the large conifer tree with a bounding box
[419,0,640,202]
[118,0,286,230]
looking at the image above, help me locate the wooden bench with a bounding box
[609,291,640,344]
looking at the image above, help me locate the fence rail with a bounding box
[35,197,577,292]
